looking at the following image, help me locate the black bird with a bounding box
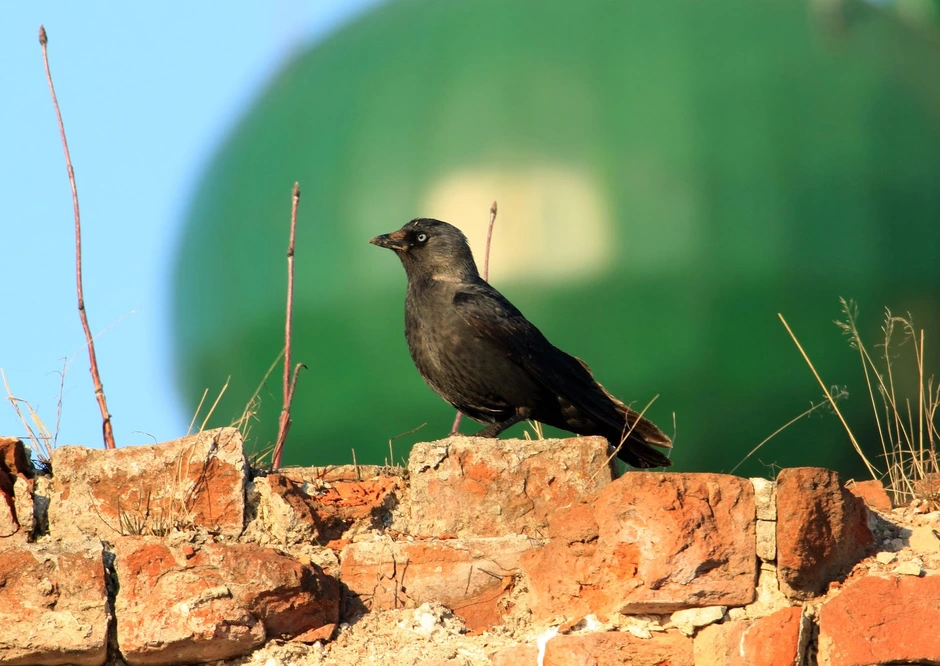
[370,218,673,468]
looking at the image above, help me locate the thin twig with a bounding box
[40,26,115,449]
[593,396,660,479]
[779,313,880,480]
[387,423,427,466]
[272,182,302,469]
[730,395,838,475]
[451,201,498,435]
[288,363,304,404]
[52,357,68,449]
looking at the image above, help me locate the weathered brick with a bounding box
[694,606,807,666]
[246,469,402,545]
[49,428,247,540]
[776,468,873,599]
[0,437,33,540]
[114,536,340,665]
[544,631,693,666]
[408,436,615,538]
[341,535,538,631]
[490,644,539,665]
[818,575,940,666]
[523,473,756,621]
[0,540,109,665]
[845,479,891,512]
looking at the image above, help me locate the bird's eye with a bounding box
[416,233,428,243]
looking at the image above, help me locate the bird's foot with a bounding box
[474,413,526,438]
[475,423,502,438]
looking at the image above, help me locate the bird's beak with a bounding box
[369,229,409,251]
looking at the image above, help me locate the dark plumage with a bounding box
[370,218,673,468]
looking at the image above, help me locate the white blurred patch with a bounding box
[536,625,559,666]
[421,166,613,284]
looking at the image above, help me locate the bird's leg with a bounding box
[475,412,526,438]
[449,411,463,435]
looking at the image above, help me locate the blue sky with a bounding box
[0,1,381,452]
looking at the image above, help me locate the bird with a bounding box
[369,218,673,468]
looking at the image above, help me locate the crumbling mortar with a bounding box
[101,546,123,666]
[801,604,820,666]
[31,472,53,538]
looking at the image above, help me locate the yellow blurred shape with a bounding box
[421,165,613,285]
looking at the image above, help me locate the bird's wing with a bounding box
[452,283,545,359]
[453,283,668,446]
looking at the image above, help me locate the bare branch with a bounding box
[40,25,115,449]
[483,200,498,282]
[272,182,302,469]
[451,201,498,435]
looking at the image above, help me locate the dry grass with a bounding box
[186,377,230,437]
[116,487,189,537]
[239,353,286,467]
[183,351,283,470]
[523,420,545,441]
[2,369,56,470]
[114,436,223,536]
[781,298,939,508]
[835,298,939,506]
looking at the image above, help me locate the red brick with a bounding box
[491,644,539,666]
[340,535,537,631]
[914,472,940,508]
[742,606,806,666]
[114,537,340,665]
[818,575,940,666]
[49,428,247,541]
[776,468,874,599]
[408,436,615,538]
[695,607,806,666]
[310,474,402,521]
[0,436,30,477]
[0,540,109,665]
[523,473,756,621]
[846,479,892,512]
[0,469,18,538]
[544,631,693,666]
[248,470,403,545]
[694,621,747,666]
[0,437,33,540]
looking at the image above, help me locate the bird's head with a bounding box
[370,218,480,282]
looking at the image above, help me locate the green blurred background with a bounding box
[173,0,940,477]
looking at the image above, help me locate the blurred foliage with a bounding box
[174,0,940,478]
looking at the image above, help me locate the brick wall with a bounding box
[0,430,936,666]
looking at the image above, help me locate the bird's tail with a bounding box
[571,357,673,468]
[613,406,673,468]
